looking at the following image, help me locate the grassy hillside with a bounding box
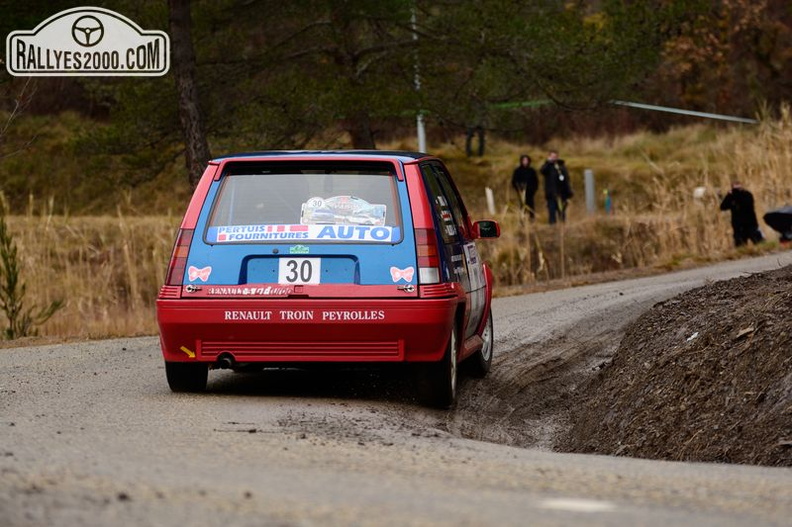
[0,111,791,339]
[3,110,790,220]
[0,112,194,216]
[386,111,792,288]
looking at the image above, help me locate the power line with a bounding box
[610,100,758,124]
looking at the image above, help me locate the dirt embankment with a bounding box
[561,265,792,466]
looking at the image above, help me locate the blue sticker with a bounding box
[207,224,400,243]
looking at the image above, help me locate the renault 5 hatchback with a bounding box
[156,151,500,407]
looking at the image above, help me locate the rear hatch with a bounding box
[179,160,418,299]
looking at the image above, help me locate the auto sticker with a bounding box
[313,225,396,241]
[207,224,399,243]
[389,266,415,283]
[187,265,212,282]
[300,195,386,226]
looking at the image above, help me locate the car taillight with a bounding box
[415,228,441,284]
[164,229,194,286]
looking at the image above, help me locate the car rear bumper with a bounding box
[156,297,460,364]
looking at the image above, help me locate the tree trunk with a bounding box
[346,110,376,149]
[169,0,211,187]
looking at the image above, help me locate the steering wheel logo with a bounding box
[71,15,104,47]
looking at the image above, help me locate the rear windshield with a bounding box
[205,166,402,244]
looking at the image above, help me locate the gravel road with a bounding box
[2,252,792,526]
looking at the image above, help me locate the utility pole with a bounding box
[411,7,426,153]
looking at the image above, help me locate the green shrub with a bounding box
[0,204,63,339]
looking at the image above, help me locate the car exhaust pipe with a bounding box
[216,354,235,370]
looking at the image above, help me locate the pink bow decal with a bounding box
[188,265,212,282]
[390,266,415,283]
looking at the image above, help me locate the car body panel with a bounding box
[158,295,462,364]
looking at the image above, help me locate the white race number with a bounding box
[278,258,321,284]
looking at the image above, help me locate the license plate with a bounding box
[278,258,321,284]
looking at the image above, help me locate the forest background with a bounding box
[0,0,791,339]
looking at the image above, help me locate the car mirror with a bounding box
[474,220,500,239]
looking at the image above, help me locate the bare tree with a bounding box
[168,0,211,187]
[0,78,37,160]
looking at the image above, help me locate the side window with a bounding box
[420,163,459,243]
[205,164,404,245]
[431,164,469,239]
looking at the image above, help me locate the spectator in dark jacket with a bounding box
[720,182,763,246]
[540,150,573,224]
[511,154,539,220]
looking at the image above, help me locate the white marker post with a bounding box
[485,187,496,216]
[584,169,595,214]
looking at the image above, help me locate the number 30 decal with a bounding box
[278,258,321,285]
[285,259,312,283]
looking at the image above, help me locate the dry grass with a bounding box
[6,211,179,338]
[401,110,792,288]
[5,112,792,339]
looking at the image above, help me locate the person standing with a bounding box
[540,150,573,224]
[720,182,763,246]
[511,154,539,220]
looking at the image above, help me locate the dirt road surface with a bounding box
[2,252,792,526]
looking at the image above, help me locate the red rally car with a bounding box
[156,151,500,407]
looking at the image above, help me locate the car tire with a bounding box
[165,362,208,393]
[465,311,493,378]
[422,323,458,409]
